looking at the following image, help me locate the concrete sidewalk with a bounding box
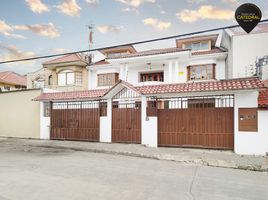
[1,137,267,172]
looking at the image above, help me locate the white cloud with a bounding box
[86,0,99,6]
[14,23,60,38]
[160,10,166,14]
[50,48,70,54]
[176,5,234,22]
[56,0,81,17]
[121,7,139,14]
[96,25,124,33]
[25,0,49,14]
[115,0,155,7]
[0,43,35,63]
[143,18,171,30]
[0,20,25,39]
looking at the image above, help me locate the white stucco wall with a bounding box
[99,99,112,143]
[141,97,158,147]
[234,91,268,155]
[40,102,50,140]
[232,33,268,78]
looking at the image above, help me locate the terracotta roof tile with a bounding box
[108,47,189,59]
[43,53,87,65]
[92,60,110,66]
[34,89,108,101]
[191,47,226,55]
[0,71,26,86]
[136,77,263,95]
[258,89,268,108]
[34,77,264,101]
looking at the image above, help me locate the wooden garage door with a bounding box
[112,102,141,143]
[50,101,100,141]
[157,96,234,150]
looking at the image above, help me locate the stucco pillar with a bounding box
[168,60,173,83]
[125,64,129,81]
[141,96,158,147]
[40,102,50,140]
[174,60,179,83]
[119,65,124,80]
[100,98,112,143]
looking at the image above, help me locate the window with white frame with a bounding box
[57,70,83,86]
[184,41,210,51]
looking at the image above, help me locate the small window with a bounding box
[100,102,107,116]
[140,72,164,82]
[43,102,51,117]
[239,108,258,132]
[184,41,210,51]
[48,75,52,86]
[98,73,119,86]
[188,64,215,81]
[75,72,83,86]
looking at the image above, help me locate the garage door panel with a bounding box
[50,102,100,142]
[158,105,234,150]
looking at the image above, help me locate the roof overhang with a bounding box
[107,50,190,64]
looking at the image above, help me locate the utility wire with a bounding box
[1,19,268,65]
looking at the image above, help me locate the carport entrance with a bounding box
[111,87,141,143]
[50,101,100,141]
[150,95,234,149]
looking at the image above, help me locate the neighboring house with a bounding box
[0,71,26,92]
[221,23,268,80]
[27,68,50,89]
[27,53,89,92]
[31,25,268,155]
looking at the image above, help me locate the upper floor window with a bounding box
[184,41,210,51]
[58,70,83,86]
[187,64,215,81]
[48,75,52,86]
[98,73,119,87]
[140,72,164,82]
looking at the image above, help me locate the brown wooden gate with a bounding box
[112,102,141,143]
[50,101,100,141]
[155,96,234,150]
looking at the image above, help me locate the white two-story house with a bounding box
[35,28,268,156]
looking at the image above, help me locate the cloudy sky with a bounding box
[0,0,267,74]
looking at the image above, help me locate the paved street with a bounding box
[0,141,268,200]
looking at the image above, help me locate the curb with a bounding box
[28,144,268,173]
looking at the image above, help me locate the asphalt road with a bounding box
[0,142,267,200]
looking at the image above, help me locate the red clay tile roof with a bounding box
[34,77,264,101]
[0,71,26,86]
[108,47,189,59]
[43,53,88,65]
[191,47,226,55]
[34,89,108,101]
[136,77,264,95]
[258,79,268,108]
[258,89,268,108]
[92,60,111,66]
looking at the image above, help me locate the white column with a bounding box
[119,65,124,80]
[174,60,179,83]
[125,64,129,81]
[141,96,158,147]
[40,102,50,140]
[100,98,112,143]
[87,69,92,89]
[168,61,173,83]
